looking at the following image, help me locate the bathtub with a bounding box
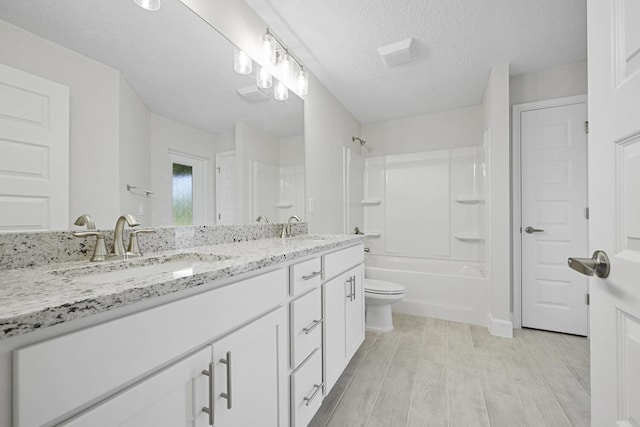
[364,254,490,326]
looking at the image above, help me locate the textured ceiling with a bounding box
[246,0,587,124]
[0,0,303,138]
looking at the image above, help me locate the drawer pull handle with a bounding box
[303,270,322,281]
[220,351,232,409]
[303,318,323,334]
[201,362,214,425]
[303,383,324,406]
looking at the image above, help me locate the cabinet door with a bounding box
[345,264,365,360]
[212,307,288,427]
[61,346,212,427]
[323,272,347,393]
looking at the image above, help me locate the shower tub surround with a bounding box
[362,145,488,325]
[0,223,363,340]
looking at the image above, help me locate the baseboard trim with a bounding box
[488,313,513,338]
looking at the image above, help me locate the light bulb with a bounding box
[296,68,308,96]
[133,0,160,11]
[234,48,252,75]
[257,66,273,89]
[274,80,289,101]
[278,52,291,82]
[262,33,276,65]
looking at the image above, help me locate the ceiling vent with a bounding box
[236,85,270,102]
[377,38,416,67]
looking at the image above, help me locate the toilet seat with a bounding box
[364,279,405,296]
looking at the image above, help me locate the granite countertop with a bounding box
[0,235,363,341]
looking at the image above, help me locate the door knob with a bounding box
[568,250,610,278]
[525,226,545,234]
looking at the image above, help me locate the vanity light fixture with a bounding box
[274,80,289,101]
[234,47,252,75]
[262,28,309,97]
[133,0,161,11]
[257,66,273,89]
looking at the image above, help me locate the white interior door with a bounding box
[585,0,640,425]
[216,151,236,225]
[0,63,69,231]
[521,102,589,336]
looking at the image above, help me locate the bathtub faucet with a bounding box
[364,247,370,253]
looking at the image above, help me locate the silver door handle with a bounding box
[525,226,545,234]
[201,362,214,425]
[220,351,232,409]
[568,250,610,278]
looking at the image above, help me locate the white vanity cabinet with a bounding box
[322,245,365,394]
[61,346,213,427]
[13,269,288,427]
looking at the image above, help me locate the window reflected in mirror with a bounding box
[172,163,193,225]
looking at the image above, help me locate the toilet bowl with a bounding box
[364,278,405,333]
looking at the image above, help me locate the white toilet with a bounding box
[364,278,405,333]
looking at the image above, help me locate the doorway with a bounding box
[168,151,208,226]
[513,95,589,336]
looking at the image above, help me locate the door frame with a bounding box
[215,150,236,225]
[168,150,210,226]
[511,94,588,329]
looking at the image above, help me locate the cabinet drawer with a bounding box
[290,256,322,296]
[14,269,287,427]
[290,349,323,427]
[323,244,364,280]
[290,287,322,368]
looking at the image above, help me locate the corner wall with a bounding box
[483,64,513,338]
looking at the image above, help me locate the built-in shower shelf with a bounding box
[361,200,382,206]
[275,203,293,209]
[454,234,486,242]
[364,232,382,238]
[454,196,485,204]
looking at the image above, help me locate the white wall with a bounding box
[0,19,120,229]
[483,63,512,338]
[180,0,361,234]
[118,75,151,225]
[279,135,304,167]
[510,61,588,106]
[361,105,484,155]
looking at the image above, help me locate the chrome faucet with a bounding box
[281,215,301,238]
[256,215,269,223]
[112,214,140,257]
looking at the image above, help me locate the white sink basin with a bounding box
[50,253,234,284]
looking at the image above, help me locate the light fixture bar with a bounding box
[265,28,305,72]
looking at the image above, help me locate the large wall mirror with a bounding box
[0,0,304,230]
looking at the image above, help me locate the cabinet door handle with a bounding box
[345,277,354,301]
[220,351,232,409]
[303,318,323,334]
[201,362,214,425]
[302,270,322,280]
[351,275,356,301]
[303,382,324,406]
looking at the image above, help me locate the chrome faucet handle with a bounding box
[256,215,269,223]
[72,231,108,262]
[74,214,96,230]
[127,229,154,257]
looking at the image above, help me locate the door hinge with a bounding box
[216,167,221,174]
[586,293,590,305]
[586,207,590,220]
[218,213,221,220]
[584,121,589,134]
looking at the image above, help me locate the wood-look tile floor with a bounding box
[309,313,590,427]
